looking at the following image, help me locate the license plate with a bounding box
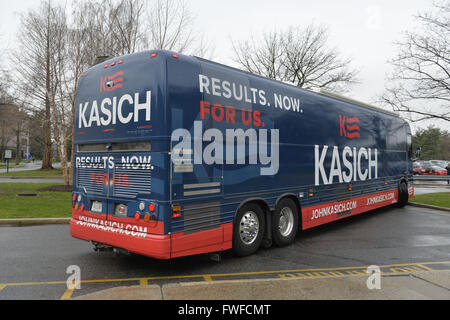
[91,201,102,213]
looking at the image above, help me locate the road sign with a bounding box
[4,150,12,173]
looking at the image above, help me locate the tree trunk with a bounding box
[15,120,21,165]
[41,6,53,170]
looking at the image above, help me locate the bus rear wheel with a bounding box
[272,198,299,247]
[398,181,408,207]
[233,203,265,257]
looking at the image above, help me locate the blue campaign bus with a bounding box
[71,50,414,259]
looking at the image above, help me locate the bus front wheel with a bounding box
[272,198,299,247]
[233,203,265,257]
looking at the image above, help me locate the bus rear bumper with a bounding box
[70,218,171,259]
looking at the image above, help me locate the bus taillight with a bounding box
[172,205,182,218]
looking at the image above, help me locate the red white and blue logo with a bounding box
[339,115,360,139]
[100,71,124,92]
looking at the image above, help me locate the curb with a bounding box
[414,183,450,188]
[407,202,450,212]
[0,218,71,226]
[72,270,450,300]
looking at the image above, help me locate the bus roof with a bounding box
[318,90,399,118]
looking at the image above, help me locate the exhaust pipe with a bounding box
[91,241,130,256]
[91,241,113,252]
[113,247,131,257]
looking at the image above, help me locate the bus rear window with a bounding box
[77,141,151,153]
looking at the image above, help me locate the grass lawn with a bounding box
[0,168,63,177]
[0,163,24,169]
[411,192,450,209]
[0,183,71,219]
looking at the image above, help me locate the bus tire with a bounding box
[272,198,299,247]
[397,181,408,207]
[233,203,265,257]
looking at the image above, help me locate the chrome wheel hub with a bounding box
[279,207,294,237]
[239,211,260,245]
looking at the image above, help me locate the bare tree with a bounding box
[232,24,359,93]
[8,0,211,184]
[12,0,61,170]
[48,4,72,184]
[381,1,450,123]
[76,0,115,61]
[233,31,286,81]
[148,0,193,52]
[0,46,11,104]
[147,0,212,56]
[108,0,147,55]
[0,69,13,105]
[66,0,93,184]
[67,0,138,63]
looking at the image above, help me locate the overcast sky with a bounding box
[0,0,447,133]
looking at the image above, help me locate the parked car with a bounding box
[430,160,449,169]
[413,162,433,175]
[412,163,420,175]
[431,166,447,175]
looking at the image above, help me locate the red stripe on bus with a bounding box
[170,223,233,258]
[302,189,398,230]
[71,208,232,259]
[70,219,171,259]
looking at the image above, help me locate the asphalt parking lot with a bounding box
[1,203,450,300]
